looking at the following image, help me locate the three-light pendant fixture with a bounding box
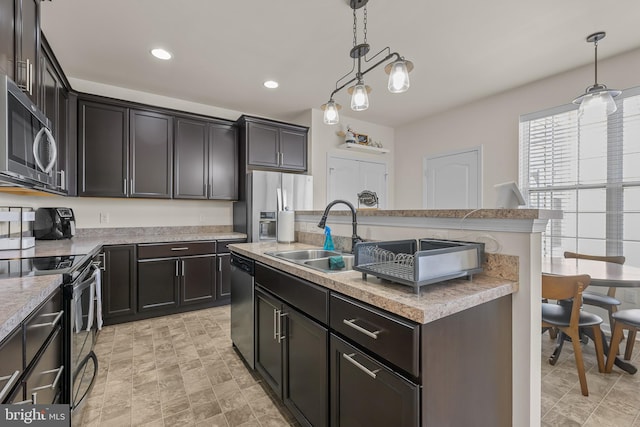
[321,0,414,125]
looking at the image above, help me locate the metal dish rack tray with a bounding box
[353,239,485,293]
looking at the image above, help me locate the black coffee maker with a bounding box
[34,207,76,240]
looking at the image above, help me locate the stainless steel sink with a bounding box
[265,249,354,273]
[303,255,355,272]
[266,249,342,261]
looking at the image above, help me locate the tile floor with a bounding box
[541,330,640,426]
[76,304,640,427]
[74,305,297,427]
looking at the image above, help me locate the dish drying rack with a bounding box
[353,239,485,294]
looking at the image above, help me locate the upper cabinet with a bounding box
[174,117,238,200]
[78,97,174,198]
[129,109,173,198]
[238,115,308,172]
[13,0,39,103]
[0,1,15,80]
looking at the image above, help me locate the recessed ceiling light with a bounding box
[264,80,279,89]
[151,48,172,60]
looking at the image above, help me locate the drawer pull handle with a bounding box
[277,312,288,343]
[29,310,64,329]
[170,247,189,251]
[343,318,380,339]
[0,370,21,401]
[32,366,64,391]
[343,353,380,379]
[14,393,38,405]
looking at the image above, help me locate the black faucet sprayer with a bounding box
[317,200,363,254]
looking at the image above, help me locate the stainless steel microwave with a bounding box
[0,74,59,189]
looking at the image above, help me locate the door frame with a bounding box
[422,146,483,209]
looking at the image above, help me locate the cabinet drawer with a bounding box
[0,327,23,403]
[255,263,328,324]
[217,239,246,254]
[24,289,63,368]
[25,327,63,405]
[330,293,420,377]
[138,241,216,259]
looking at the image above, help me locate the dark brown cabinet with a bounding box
[12,0,39,103]
[138,258,180,312]
[137,241,217,314]
[40,36,72,193]
[79,97,174,198]
[24,327,63,405]
[78,100,128,197]
[129,109,173,198]
[174,117,238,200]
[330,334,419,427]
[0,327,23,403]
[0,0,15,80]
[255,282,328,427]
[103,245,137,321]
[216,239,245,300]
[238,116,308,172]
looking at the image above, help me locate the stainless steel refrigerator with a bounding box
[233,171,313,242]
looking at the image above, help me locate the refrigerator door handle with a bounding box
[276,187,283,212]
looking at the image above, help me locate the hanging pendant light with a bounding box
[572,32,621,118]
[385,59,413,93]
[319,0,414,124]
[321,99,341,125]
[349,80,371,111]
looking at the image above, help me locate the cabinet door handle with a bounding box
[175,260,180,276]
[277,312,288,343]
[0,370,21,402]
[14,392,38,405]
[273,309,279,340]
[31,365,64,391]
[170,247,189,251]
[218,257,222,272]
[123,179,127,195]
[343,318,381,339]
[181,260,185,277]
[343,353,380,379]
[26,58,31,95]
[29,310,64,329]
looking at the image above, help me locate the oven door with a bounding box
[68,264,99,411]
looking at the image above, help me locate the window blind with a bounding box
[519,86,640,265]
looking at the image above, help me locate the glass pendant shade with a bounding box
[578,90,617,120]
[351,83,369,111]
[323,100,340,125]
[387,60,410,93]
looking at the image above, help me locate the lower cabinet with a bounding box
[0,328,23,403]
[138,255,217,311]
[255,286,328,427]
[103,245,137,321]
[216,239,246,300]
[330,334,419,427]
[24,327,64,405]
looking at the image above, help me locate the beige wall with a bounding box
[394,47,640,209]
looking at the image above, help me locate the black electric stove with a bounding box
[0,255,88,279]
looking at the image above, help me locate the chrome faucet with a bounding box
[317,200,363,253]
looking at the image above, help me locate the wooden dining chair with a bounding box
[563,251,626,329]
[605,309,640,372]
[541,274,605,396]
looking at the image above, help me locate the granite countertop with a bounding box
[0,275,63,342]
[0,229,246,343]
[229,242,518,324]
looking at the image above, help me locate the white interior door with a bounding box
[327,155,388,209]
[423,147,482,209]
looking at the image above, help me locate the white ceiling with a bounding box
[40,0,640,127]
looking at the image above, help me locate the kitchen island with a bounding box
[230,241,517,427]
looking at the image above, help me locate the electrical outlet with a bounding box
[99,212,110,224]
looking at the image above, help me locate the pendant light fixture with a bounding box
[572,32,621,118]
[321,0,414,125]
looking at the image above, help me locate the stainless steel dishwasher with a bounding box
[230,252,255,369]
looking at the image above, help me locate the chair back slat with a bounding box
[542,274,591,301]
[564,251,625,265]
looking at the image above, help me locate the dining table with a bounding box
[542,257,640,374]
